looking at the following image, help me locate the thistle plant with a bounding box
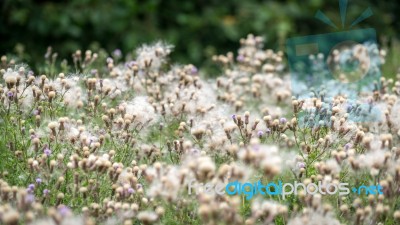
[0,35,399,225]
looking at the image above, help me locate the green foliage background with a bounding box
[1,0,399,73]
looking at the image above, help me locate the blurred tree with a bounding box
[0,0,398,71]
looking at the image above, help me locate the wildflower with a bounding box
[48,91,56,102]
[259,146,282,178]
[3,69,18,88]
[57,205,72,217]
[288,209,341,225]
[344,143,352,151]
[394,210,400,221]
[297,162,306,169]
[44,148,52,156]
[106,57,113,64]
[192,128,205,141]
[137,211,158,225]
[125,96,158,126]
[190,65,198,75]
[231,114,238,123]
[25,194,35,204]
[28,184,35,191]
[1,209,19,225]
[0,33,398,225]
[136,41,173,70]
[113,49,122,58]
[127,188,135,195]
[48,122,58,136]
[196,157,216,181]
[43,189,50,196]
[128,60,137,68]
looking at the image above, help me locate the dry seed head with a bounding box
[48,91,56,98]
[2,210,19,225]
[340,204,349,213]
[4,76,16,85]
[394,210,400,220]
[79,187,88,193]
[48,122,58,130]
[376,203,384,214]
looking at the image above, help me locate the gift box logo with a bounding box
[286,0,382,128]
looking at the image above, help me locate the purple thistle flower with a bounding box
[257,130,264,137]
[265,128,271,134]
[231,114,238,124]
[36,178,42,184]
[43,189,50,196]
[28,184,35,190]
[344,143,352,151]
[25,194,35,204]
[90,69,98,75]
[44,148,51,156]
[190,66,198,75]
[128,60,137,68]
[191,148,200,156]
[106,57,113,64]
[251,144,260,151]
[128,188,135,194]
[58,205,71,217]
[280,117,287,124]
[113,49,122,58]
[297,162,306,169]
[346,104,353,112]
[7,91,13,97]
[88,138,94,146]
[236,55,244,62]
